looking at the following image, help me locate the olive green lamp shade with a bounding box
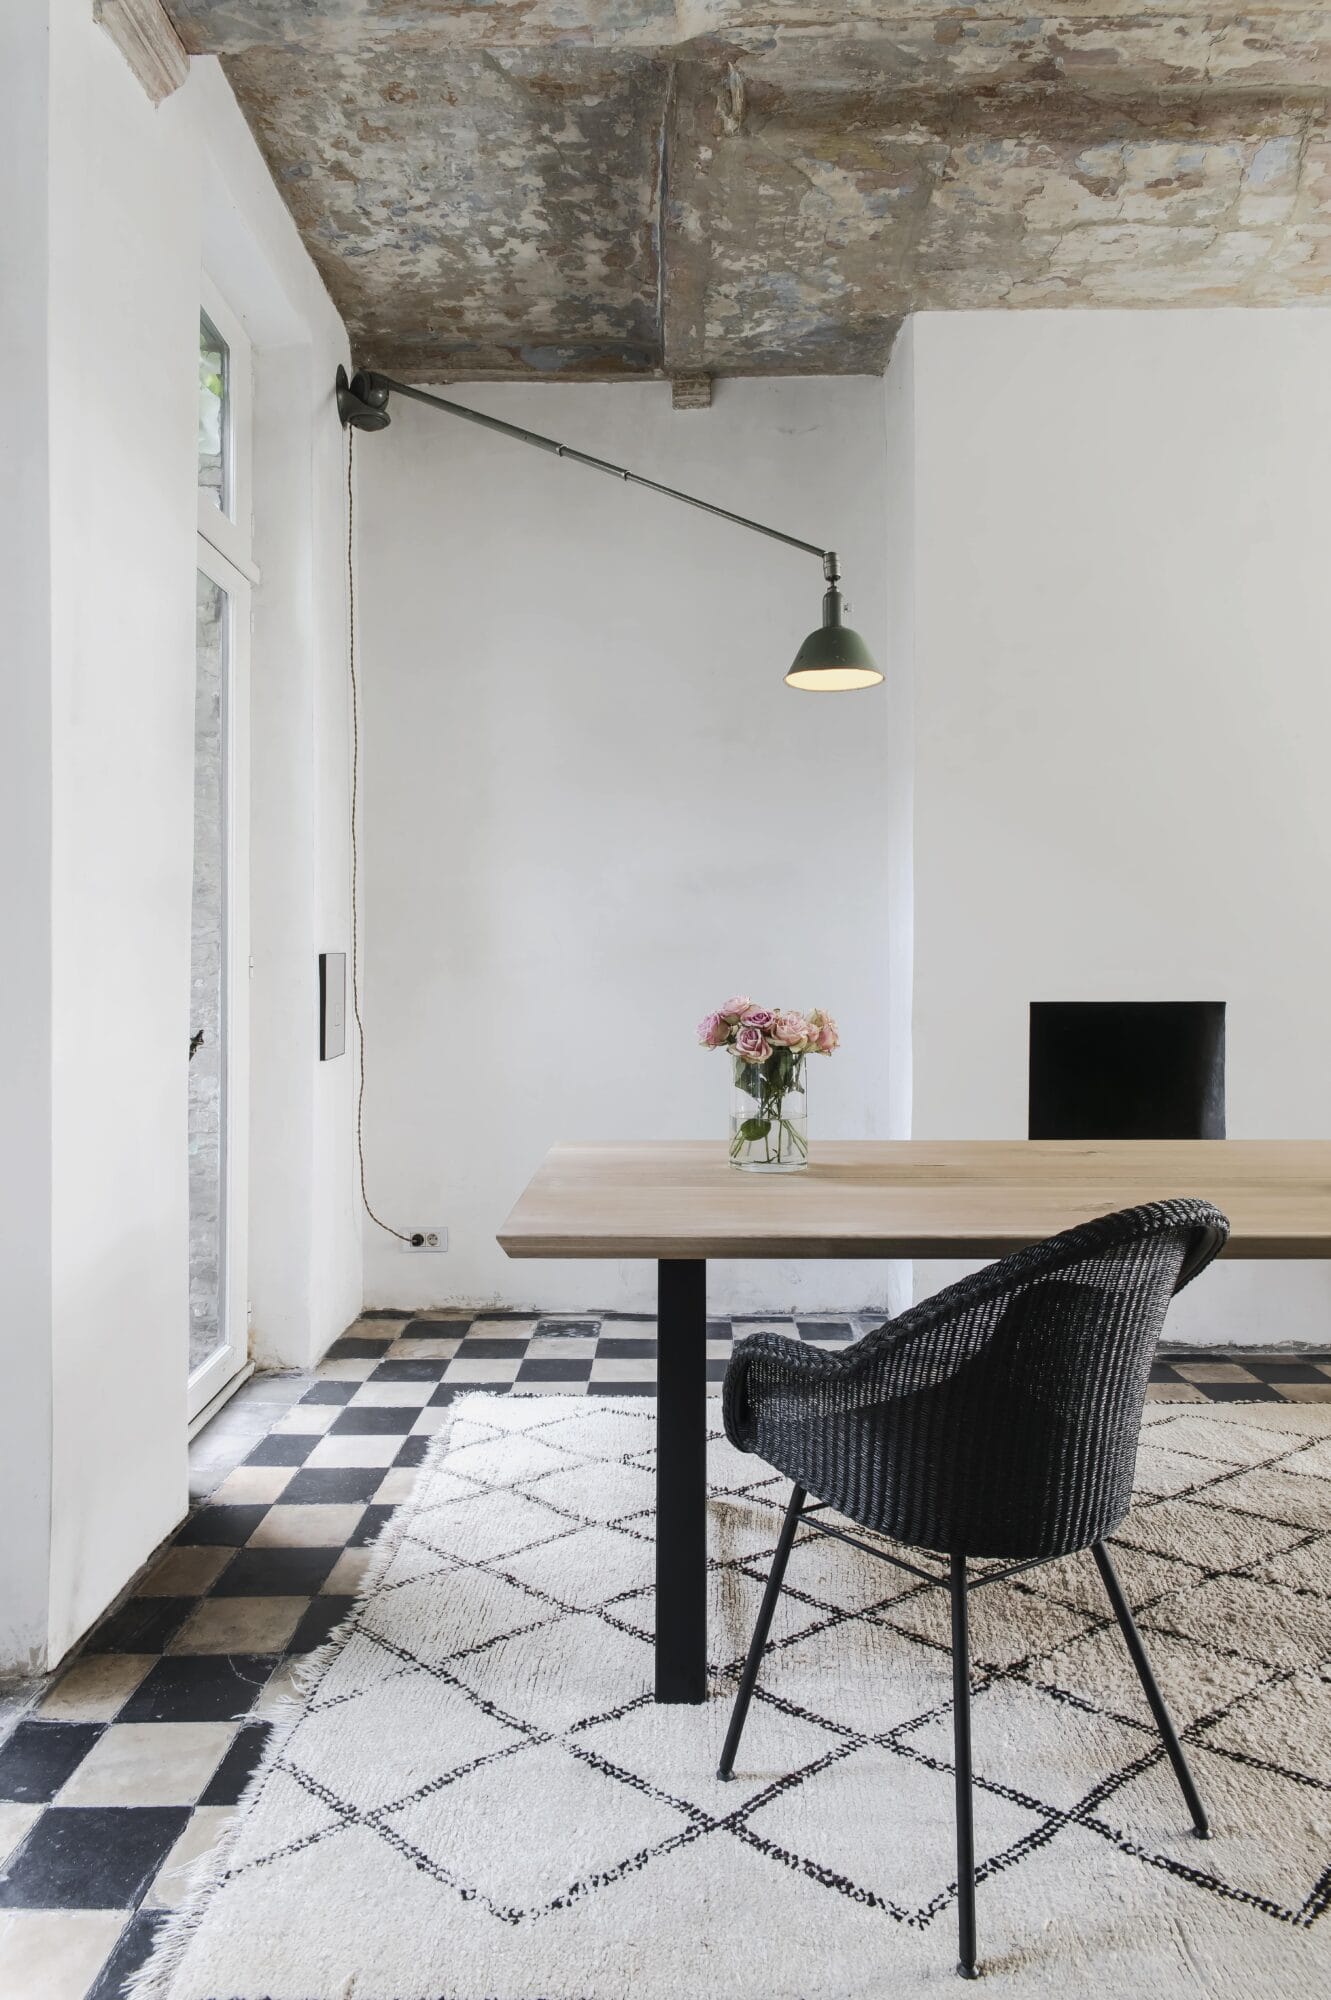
[785,585,883,691]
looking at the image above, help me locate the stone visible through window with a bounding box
[199,310,228,513]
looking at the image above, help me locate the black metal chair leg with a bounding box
[950,1554,979,1978]
[717,1484,806,1780]
[1092,1543,1209,1838]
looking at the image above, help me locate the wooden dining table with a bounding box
[498,1138,1331,1703]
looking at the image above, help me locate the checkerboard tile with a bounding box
[1152,1353,1331,1402]
[2,1310,1327,1998]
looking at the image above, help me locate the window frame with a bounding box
[197,273,258,584]
[189,264,255,1424]
[188,539,252,1423]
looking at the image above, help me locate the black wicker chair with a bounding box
[718,1198,1229,1979]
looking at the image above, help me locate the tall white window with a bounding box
[190,277,255,1421]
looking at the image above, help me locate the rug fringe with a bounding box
[125,1393,483,2000]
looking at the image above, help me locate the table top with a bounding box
[497,1139,1331,1260]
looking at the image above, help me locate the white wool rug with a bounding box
[135,1395,1331,2000]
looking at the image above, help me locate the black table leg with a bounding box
[655,1258,707,1702]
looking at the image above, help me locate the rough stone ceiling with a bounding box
[169,3,1331,381]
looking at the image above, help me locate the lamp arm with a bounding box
[343,370,838,582]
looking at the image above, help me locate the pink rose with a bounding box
[719,995,752,1021]
[740,1007,776,1030]
[809,1009,840,1054]
[734,1024,772,1064]
[770,1010,810,1049]
[696,1011,730,1049]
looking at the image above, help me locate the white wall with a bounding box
[0,0,55,1676]
[0,17,359,1673]
[880,321,917,1320]
[44,0,200,1664]
[358,378,901,1315]
[197,67,364,1372]
[903,309,1331,1345]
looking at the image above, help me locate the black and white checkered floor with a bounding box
[1,1311,1328,1999]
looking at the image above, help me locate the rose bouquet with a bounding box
[697,997,840,1172]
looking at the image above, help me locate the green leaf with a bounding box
[737,1118,771,1143]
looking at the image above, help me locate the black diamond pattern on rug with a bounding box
[110,1395,1331,2000]
[3,1320,1327,1999]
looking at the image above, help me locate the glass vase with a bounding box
[730,1049,809,1172]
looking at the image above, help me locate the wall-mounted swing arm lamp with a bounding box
[335,366,882,693]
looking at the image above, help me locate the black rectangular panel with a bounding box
[319,952,346,1062]
[1029,1001,1225,1140]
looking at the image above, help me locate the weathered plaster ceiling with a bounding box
[169,3,1331,381]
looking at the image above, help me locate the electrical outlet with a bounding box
[403,1228,448,1252]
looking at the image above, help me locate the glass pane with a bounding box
[190,570,228,1377]
[199,311,229,515]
